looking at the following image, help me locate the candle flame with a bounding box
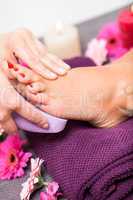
[56,21,63,34]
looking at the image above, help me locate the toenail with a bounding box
[8,62,14,69]
[9,77,14,80]
[14,67,19,71]
[19,73,25,78]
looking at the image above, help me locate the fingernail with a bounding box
[48,72,57,79]
[58,67,66,74]
[64,64,71,70]
[8,62,14,69]
[43,123,49,128]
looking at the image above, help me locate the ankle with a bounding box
[109,58,133,118]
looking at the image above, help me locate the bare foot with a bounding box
[7,67,130,127]
[5,51,133,127]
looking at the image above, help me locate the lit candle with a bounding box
[118,5,133,48]
[44,22,81,59]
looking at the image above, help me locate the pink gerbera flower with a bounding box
[0,135,32,180]
[97,22,128,59]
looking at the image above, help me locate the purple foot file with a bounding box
[12,112,67,133]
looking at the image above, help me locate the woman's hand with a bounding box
[0,67,48,134]
[0,28,70,79]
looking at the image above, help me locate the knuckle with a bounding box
[32,58,40,66]
[30,109,45,124]
[48,53,59,62]
[37,117,46,126]
[10,28,32,45]
[9,32,22,48]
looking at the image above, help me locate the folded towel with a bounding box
[27,57,133,200]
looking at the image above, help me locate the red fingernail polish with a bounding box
[19,73,25,78]
[8,62,14,69]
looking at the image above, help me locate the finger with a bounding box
[40,55,68,75]
[0,108,18,134]
[34,38,47,55]
[2,116,18,134]
[7,53,18,65]
[23,32,43,58]
[45,53,70,72]
[0,108,10,122]
[15,94,48,128]
[14,46,57,79]
[16,30,42,62]
[13,30,70,77]
[34,40,71,75]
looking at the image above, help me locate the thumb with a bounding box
[2,116,18,134]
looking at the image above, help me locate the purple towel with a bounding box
[27,57,133,200]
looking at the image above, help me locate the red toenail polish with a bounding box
[13,67,18,71]
[8,62,14,69]
[19,73,25,78]
[9,77,14,80]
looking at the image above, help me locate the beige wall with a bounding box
[0,0,130,35]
